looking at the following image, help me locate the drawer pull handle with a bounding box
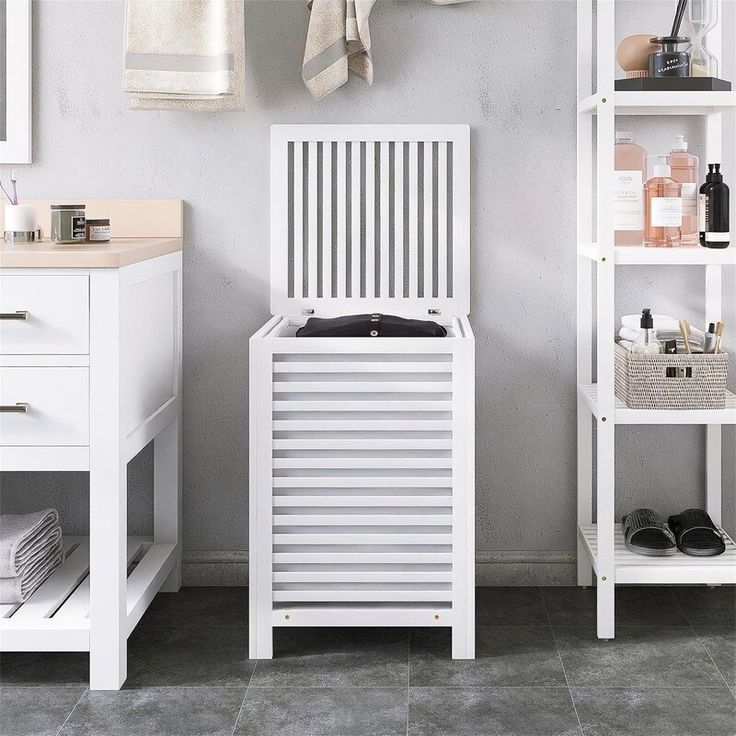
[0,402,29,413]
[0,311,29,320]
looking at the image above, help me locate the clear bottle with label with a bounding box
[614,131,647,245]
[644,160,682,247]
[667,135,699,244]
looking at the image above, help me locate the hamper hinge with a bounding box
[428,309,441,315]
[302,309,315,315]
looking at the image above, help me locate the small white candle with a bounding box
[4,204,37,233]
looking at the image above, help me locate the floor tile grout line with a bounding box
[228,657,258,736]
[540,586,585,736]
[53,688,87,736]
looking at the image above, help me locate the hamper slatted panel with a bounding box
[271,124,470,317]
[271,352,454,608]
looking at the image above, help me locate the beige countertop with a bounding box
[0,237,183,268]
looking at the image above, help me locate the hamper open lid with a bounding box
[270,124,470,318]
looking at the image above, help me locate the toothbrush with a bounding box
[0,179,13,205]
[715,321,725,354]
[10,170,17,205]
[679,320,692,354]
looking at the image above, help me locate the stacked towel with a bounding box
[124,0,245,111]
[619,314,705,353]
[0,510,64,604]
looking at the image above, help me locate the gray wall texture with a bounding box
[2,0,734,583]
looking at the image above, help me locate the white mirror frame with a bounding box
[0,0,31,164]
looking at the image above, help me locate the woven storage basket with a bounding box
[614,341,729,410]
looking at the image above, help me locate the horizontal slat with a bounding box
[273,420,453,431]
[273,382,452,393]
[273,458,452,469]
[273,439,452,450]
[273,477,452,488]
[273,362,452,373]
[272,606,452,627]
[273,571,452,583]
[273,401,453,411]
[273,533,453,545]
[273,590,453,602]
[273,515,452,526]
[273,553,453,563]
[273,495,451,507]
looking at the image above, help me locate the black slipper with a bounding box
[668,509,726,557]
[621,509,677,556]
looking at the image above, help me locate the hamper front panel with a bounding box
[270,351,454,608]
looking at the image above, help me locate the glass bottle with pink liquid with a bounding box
[667,135,699,245]
[644,160,683,247]
[614,131,647,245]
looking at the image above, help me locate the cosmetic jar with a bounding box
[85,218,111,242]
[51,204,86,244]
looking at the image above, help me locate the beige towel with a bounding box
[302,0,376,100]
[125,0,245,111]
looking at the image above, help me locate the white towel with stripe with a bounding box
[124,0,245,110]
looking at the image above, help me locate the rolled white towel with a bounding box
[0,542,64,604]
[621,314,705,341]
[0,510,61,578]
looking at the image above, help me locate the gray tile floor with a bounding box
[1,586,734,736]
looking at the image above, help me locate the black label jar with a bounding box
[51,204,86,244]
[85,218,111,242]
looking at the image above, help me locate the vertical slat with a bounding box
[286,141,295,299]
[293,140,304,299]
[395,141,404,300]
[337,141,347,298]
[323,141,333,298]
[408,142,419,298]
[437,142,448,298]
[424,140,434,300]
[380,140,391,299]
[351,140,361,299]
[446,141,454,298]
[365,140,375,299]
[308,141,318,299]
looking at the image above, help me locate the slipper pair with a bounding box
[621,508,726,557]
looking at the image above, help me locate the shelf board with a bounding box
[578,525,736,585]
[578,384,736,425]
[578,91,736,115]
[578,243,736,266]
[0,536,175,652]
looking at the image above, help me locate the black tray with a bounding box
[615,77,731,91]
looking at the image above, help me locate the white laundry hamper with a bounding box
[249,124,475,659]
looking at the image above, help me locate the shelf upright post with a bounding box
[576,0,595,588]
[704,0,724,528]
[595,0,617,639]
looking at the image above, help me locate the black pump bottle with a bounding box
[699,164,730,248]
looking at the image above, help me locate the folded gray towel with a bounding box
[0,542,64,603]
[0,509,61,577]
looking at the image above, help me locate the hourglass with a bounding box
[685,0,719,77]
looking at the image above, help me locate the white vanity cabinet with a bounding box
[0,200,183,690]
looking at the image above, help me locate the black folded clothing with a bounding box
[295,313,447,338]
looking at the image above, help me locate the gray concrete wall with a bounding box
[2,0,734,583]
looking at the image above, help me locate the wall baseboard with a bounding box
[181,549,577,587]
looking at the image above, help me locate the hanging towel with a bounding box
[124,0,245,111]
[0,509,61,578]
[302,0,376,100]
[0,546,64,604]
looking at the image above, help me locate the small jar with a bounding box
[85,218,111,242]
[51,204,86,244]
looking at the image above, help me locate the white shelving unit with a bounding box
[576,0,736,638]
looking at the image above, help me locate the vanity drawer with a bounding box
[0,274,89,354]
[0,367,89,446]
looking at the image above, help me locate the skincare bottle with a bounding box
[648,36,690,77]
[699,163,730,248]
[614,131,647,245]
[644,160,683,247]
[704,323,718,353]
[631,308,662,354]
[667,135,699,245]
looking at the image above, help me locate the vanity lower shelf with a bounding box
[578,384,736,424]
[578,525,736,585]
[0,536,177,651]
